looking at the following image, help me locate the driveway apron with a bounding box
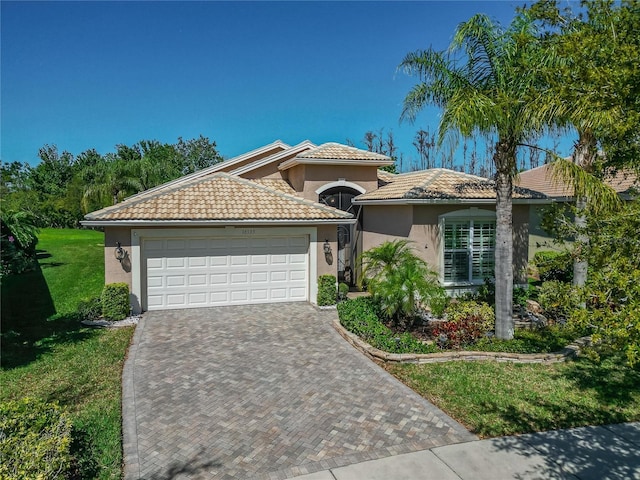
[122,303,475,480]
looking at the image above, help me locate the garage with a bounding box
[142,234,309,310]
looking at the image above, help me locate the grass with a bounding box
[1,228,134,480]
[386,356,640,438]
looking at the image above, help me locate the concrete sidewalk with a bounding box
[293,422,640,480]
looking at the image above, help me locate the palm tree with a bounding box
[399,13,559,339]
[359,239,444,326]
[81,157,143,212]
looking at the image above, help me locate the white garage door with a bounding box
[143,235,309,310]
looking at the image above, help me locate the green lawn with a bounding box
[1,228,134,480]
[387,356,640,438]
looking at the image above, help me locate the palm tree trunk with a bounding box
[572,131,596,288]
[494,140,515,340]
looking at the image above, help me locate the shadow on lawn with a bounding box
[474,357,640,438]
[1,259,93,369]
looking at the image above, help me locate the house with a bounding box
[83,140,546,313]
[516,163,639,259]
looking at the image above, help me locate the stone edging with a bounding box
[332,317,591,364]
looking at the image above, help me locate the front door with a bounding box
[319,187,362,286]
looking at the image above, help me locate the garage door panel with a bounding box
[251,255,268,265]
[210,256,229,267]
[251,271,268,283]
[143,235,308,310]
[166,239,187,250]
[166,258,186,268]
[270,271,287,282]
[166,275,186,287]
[187,292,208,305]
[188,257,207,268]
[290,287,307,299]
[230,272,248,284]
[188,274,207,286]
[210,273,228,285]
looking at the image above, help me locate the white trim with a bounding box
[229,140,316,176]
[82,219,355,227]
[353,198,549,205]
[315,180,366,195]
[279,158,394,170]
[130,226,319,313]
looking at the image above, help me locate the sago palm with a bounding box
[399,13,561,339]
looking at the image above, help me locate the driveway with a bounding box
[122,303,475,480]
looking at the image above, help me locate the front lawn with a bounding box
[1,228,133,480]
[386,356,640,438]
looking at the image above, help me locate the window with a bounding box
[443,218,495,283]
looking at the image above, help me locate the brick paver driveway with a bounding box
[122,303,475,480]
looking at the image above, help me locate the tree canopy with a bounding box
[0,136,223,228]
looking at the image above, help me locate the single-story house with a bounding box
[83,140,546,313]
[516,163,639,259]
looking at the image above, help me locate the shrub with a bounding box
[431,317,488,349]
[317,275,337,306]
[77,296,102,321]
[513,285,531,308]
[0,398,72,480]
[533,250,573,283]
[429,293,449,318]
[337,297,437,354]
[101,283,130,321]
[432,300,496,349]
[538,280,583,321]
[360,240,445,326]
[338,282,350,301]
[445,300,495,332]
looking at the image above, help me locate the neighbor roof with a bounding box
[355,169,546,202]
[83,173,353,224]
[517,163,639,198]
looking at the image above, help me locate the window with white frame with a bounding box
[442,216,495,283]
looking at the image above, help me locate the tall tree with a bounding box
[527,0,639,287]
[399,13,559,339]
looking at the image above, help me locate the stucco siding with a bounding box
[104,227,134,288]
[361,205,413,253]
[316,224,338,278]
[300,165,379,201]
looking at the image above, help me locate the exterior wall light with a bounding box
[323,240,332,255]
[114,242,126,262]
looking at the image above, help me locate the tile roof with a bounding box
[247,178,296,194]
[85,173,353,222]
[297,143,391,161]
[377,169,397,183]
[517,163,639,197]
[356,169,546,201]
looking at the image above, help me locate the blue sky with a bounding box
[1,1,573,169]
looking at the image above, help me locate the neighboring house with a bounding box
[83,141,546,312]
[516,163,639,259]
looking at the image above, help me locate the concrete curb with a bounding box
[121,315,146,480]
[332,317,591,364]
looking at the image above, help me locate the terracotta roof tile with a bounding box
[85,173,352,222]
[357,169,545,201]
[298,143,391,161]
[517,164,639,197]
[377,169,397,183]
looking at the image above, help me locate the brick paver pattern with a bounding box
[123,303,476,480]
